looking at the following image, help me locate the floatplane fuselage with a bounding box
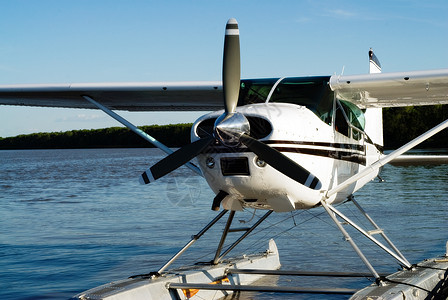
[192,76,382,212]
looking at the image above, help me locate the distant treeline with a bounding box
[0,124,192,149]
[0,105,446,150]
[383,105,447,149]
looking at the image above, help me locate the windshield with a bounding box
[238,76,333,124]
[238,78,278,105]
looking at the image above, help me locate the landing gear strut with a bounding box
[143,208,273,277]
[321,195,412,285]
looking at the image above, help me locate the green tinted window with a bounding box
[339,100,365,131]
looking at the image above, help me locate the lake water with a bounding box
[1,148,447,300]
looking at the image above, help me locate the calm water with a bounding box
[1,148,447,300]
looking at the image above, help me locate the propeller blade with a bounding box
[140,136,214,184]
[240,134,322,190]
[223,18,240,114]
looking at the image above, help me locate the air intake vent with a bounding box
[221,157,250,176]
[196,118,216,138]
[248,116,272,139]
[196,116,272,140]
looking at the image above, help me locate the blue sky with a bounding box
[1,0,447,137]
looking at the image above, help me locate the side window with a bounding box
[341,100,365,131]
[335,100,365,140]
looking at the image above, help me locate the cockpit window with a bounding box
[238,78,278,105]
[238,76,333,124]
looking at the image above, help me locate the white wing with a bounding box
[0,81,223,111]
[329,69,448,108]
[1,68,447,111]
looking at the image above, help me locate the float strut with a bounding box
[350,196,411,267]
[215,210,273,264]
[157,209,228,275]
[213,211,236,264]
[326,200,412,269]
[320,200,381,281]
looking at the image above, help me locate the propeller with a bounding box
[140,136,214,184]
[140,18,322,191]
[222,18,240,114]
[214,18,248,147]
[139,18,242,184]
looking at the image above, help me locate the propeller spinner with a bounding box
[140,18,322,195]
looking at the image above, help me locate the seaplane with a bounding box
[1,18,447,299]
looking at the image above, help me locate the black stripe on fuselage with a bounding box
[273,147,366,165]
[264,140,365,152]
[203,141,367,166]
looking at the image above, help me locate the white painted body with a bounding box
[192,102,382,212]
[73,240,281,300]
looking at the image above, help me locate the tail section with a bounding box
[368,48,382,74]
[364,48,384,149]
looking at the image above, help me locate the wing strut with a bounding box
[82,95,202,176]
